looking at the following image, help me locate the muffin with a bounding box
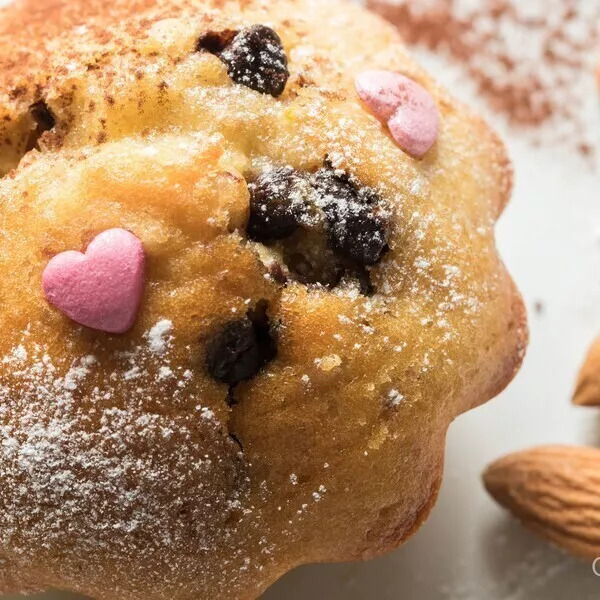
[0,0,527,598]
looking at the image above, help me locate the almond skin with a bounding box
[574,338,600,407]
[483,445,600,559]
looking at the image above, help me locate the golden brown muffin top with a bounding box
[0,1,525,599]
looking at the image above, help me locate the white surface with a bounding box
[2,1,600,599]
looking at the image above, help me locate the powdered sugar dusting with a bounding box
[0,319,262,595]
[145,318,173,355]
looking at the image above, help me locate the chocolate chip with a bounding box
[29,101,56,131]
[247,167,311,242]
[206,303,276,387]
[312,168,388,266]
[244,165,387,293]
[281,231,346,287]
[218,25,289,97]
[347,266,375,297]
[267,261,289,285]
[26,101,56,152]
[196,29,238,54]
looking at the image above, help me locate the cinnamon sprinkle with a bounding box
[368,0,600,155]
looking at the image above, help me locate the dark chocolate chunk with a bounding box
[196,29,238,54]
[244,164,387,294]
[280,230,346,287]
[26,101,56,152]
[206,303,276,387]
[219,25,289,97]
[312,168,388,266]
[247,167,311,242]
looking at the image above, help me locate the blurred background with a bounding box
[3,0,600,598]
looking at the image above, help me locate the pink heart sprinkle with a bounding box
[43,228,146,334]
[355,69,440,159]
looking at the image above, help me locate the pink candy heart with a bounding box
[42,228,146,334]
[355,70,440,159]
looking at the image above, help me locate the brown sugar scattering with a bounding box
[0,0,527,599]
[367,0,600,156]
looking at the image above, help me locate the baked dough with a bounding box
[0,0,527,598]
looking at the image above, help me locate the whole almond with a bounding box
[573,337,600,406]
[483,445,600,559]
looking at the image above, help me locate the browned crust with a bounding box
[456,271,527,416]
[266,453,444,571]
[489,124,515,219]
[0,0,156,43]
[0,0,156,96]
[485,274,528,402]
[359,452,445,560]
